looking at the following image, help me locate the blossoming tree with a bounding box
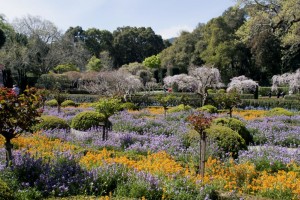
[163,74,197,92]
[272,69,300,94]
[189,66,223,106]
[227,75,258,94]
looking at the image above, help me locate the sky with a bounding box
[1,0,236,39]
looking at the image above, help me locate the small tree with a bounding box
[156,94,178,118]
[214,90,241,118]
[95,97,122,140]
[187,112,214,178]
[86,56,103,72]
[0,87,42,166]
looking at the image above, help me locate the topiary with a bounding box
[168,104,192,113]
[206,125,247,158]
[198,105,218,113]
[121,102,137,110]
[61,99,76,107]
[0,178,14,200]
[33,115,70,131]
[212,117,253,145]
[71,111,106,131]
[265,107,293,117]
[45,99,58,107]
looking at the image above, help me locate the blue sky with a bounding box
[1,0,236,39]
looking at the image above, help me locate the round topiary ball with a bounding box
[212,117,253,145]
[71,111,106,131]
[0,178,14,200]
[121,102,137,110]
[198,105,218,113]
[61,100,76,107]
[265,107,293,117]
[34,115,70,131]
[168,104,192,113]
[45,99,58,107]
[206,125,247,158]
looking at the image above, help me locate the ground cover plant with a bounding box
[0,104,300,199]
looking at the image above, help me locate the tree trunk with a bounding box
[4,140,13,167]
[229,107,233,118]
[199,132,206,178]
[58,104,61,113]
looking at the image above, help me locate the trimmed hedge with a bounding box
[259,87,289,97]
[48,94,101,103]
[240,99,300,110]
[71,111,106,131]
[129,92,202,108]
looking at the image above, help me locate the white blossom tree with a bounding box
[189,66,223,106]
[227,75,258,94]
[271,70,300,94]
[79,71,143,96]
[163,74,197,92]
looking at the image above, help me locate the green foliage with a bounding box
[265,107,294,117]
[53,64,79,74]
[143,55,161,69]
[45,99,58,107]
[61,100,77,107]
[212,117,253,145]
[198,105,218,113]
[95,98,123,120]
[86,56,102,72]
[33,115,70,131]
[155,94,179,108]
[0,178,14,200]
[213,90,241,117]
[167,104,192,113]
[121,102,137,110]
[115,177,163,200]
[113,26,165,66]
[259,87,289,97]
[71,111,106,131]
[206,125,247,158]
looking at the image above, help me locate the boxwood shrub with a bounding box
[71,111,106,131]
[198,105,218,113]
[34,115,70,131]
[265,107,294,117]
[206,125,247,158]
[61,99,77,107]
[212,117,253,145]
[45,99,58,107]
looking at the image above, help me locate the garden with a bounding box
[1,84,300,200]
